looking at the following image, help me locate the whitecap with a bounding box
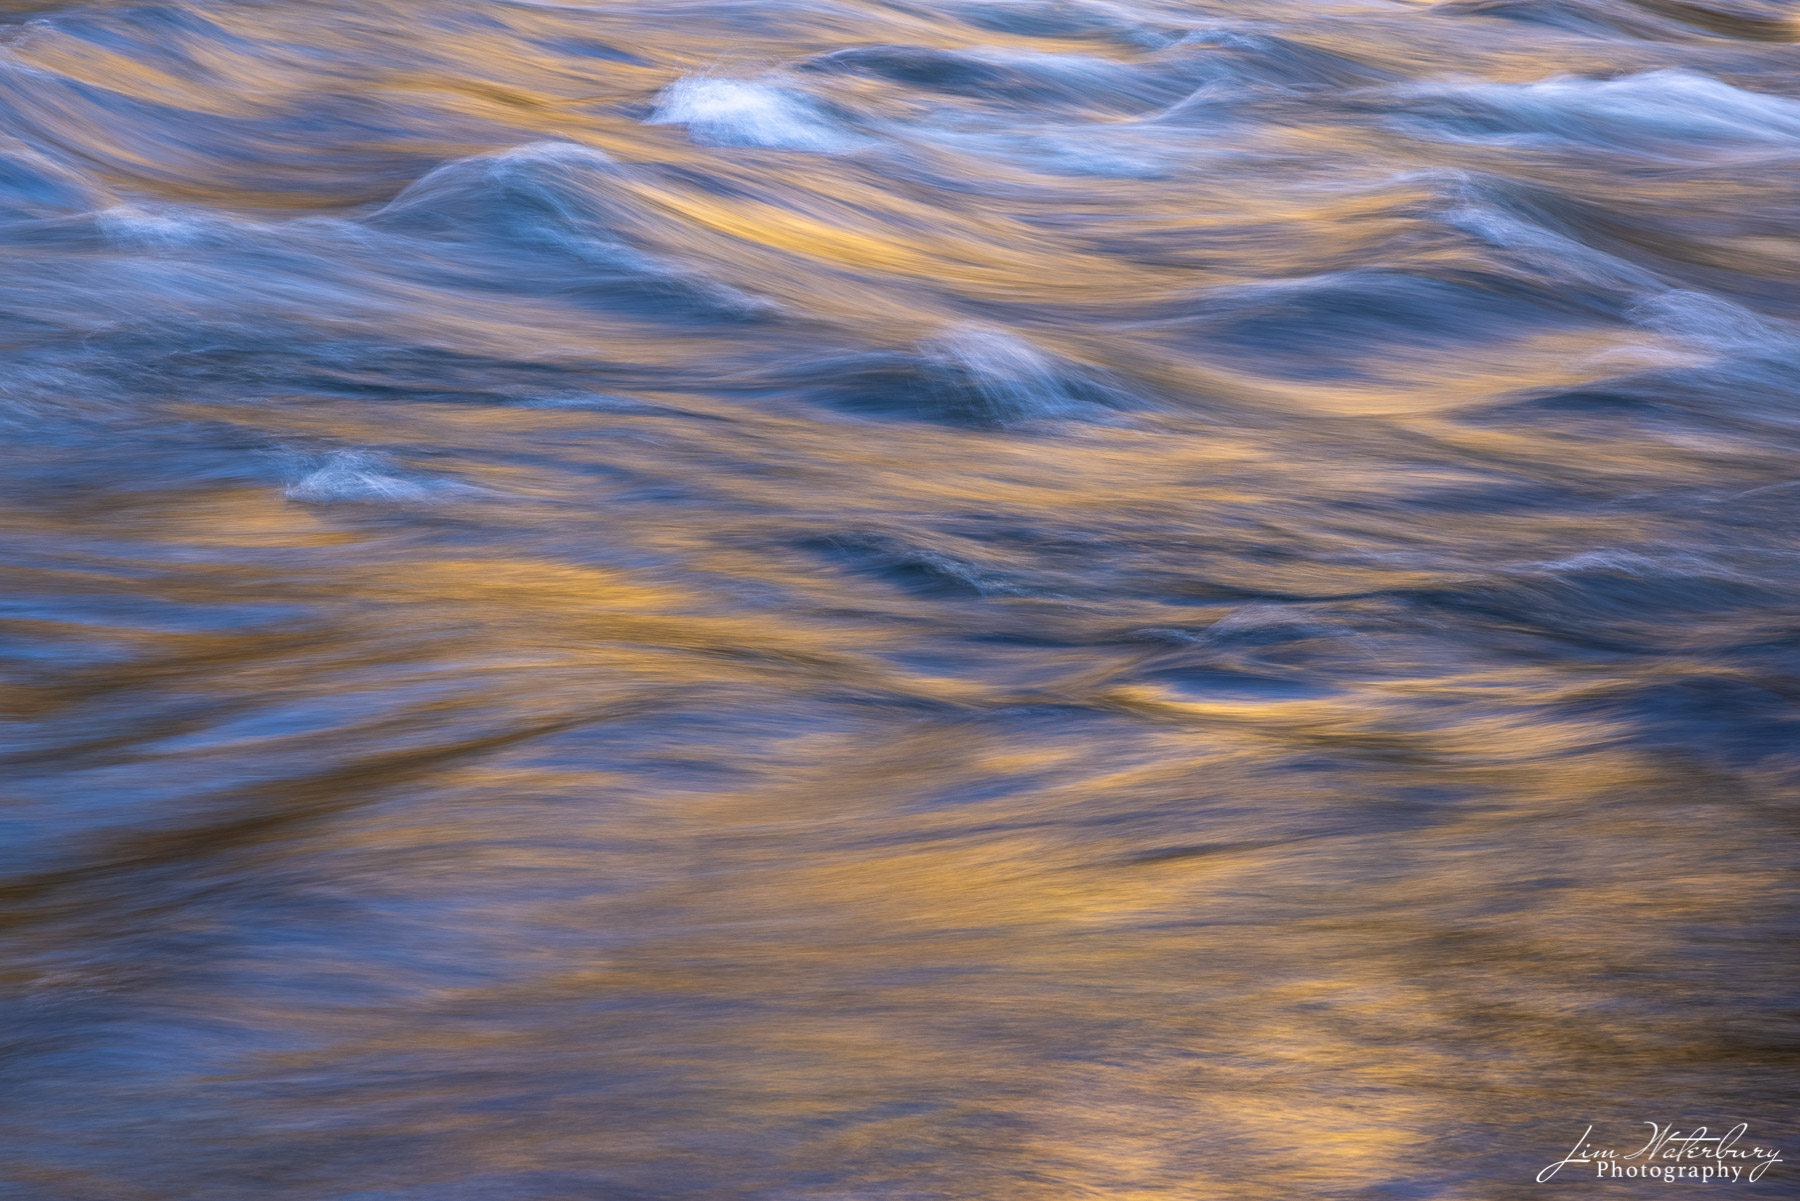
[1630,291,1791,350]
[1417,173,1659,294]
[923,327,1097,425]
[1397,70,1800,159]
[92,204,248,250]
[284,450,461,504]
[647,77,864,153]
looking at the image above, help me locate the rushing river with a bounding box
[2,0,1798,1196]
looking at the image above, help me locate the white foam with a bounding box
[1431,190,1658,293]
[648,77,862,153]
[285,450,456,503]
[1516,547,1747,585]
[1402,70,1800,159]
[926,327,1091,424]
[921,119,1177,178]
[1630,291,1794,356]
[491,140,617,167]
[93,204,245,250]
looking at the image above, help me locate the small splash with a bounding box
[789,327,1129,426]
[282,450,462,503]
[921,327,1114,425]
[647,76,865,152]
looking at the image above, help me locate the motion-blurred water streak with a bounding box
[0,0,1797,1196]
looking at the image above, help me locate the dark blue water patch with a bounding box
[758,358,934,424]
[961,628,1092,649]
[935,513,1118,564]
[908,773,1048,811]
[1425,0,1681,37]
[801,43,1194,112]
[773,340,1127,427]
[1345,785,1479,833]
[1461,365,1800,441]
[1630,0,1800,41]
[363,143,777,320]
[264,349,633,404]
[1164,269,1616,381]
[943,0,1177,43]
[1560,673,1800,764]
[1156,30,1398,96]
[1470,386,1673,423]
[24,5,263,62]
[6,706,603,907]
[0,420,284,494]
[536,37,649,66]
[1385,559,1779,656]
[490,697,851,780]
[366,143,646,248]
[1389,478,1584,515]
[803,45,1050,98]
[1150,578,1328,606]
[1113,840,1280,865]
[1137,666,1342,703]
[5,663,538,788]
[0,68,463,206]
[797,530,1016,598]
[0,143,106,218]
[1305,469,1585,516]
[0,590,319,635]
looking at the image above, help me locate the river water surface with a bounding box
[1,0,1798,1197]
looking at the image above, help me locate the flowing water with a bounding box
[2,0,1798,1196]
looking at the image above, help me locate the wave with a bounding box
[1391,69,1800,158]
